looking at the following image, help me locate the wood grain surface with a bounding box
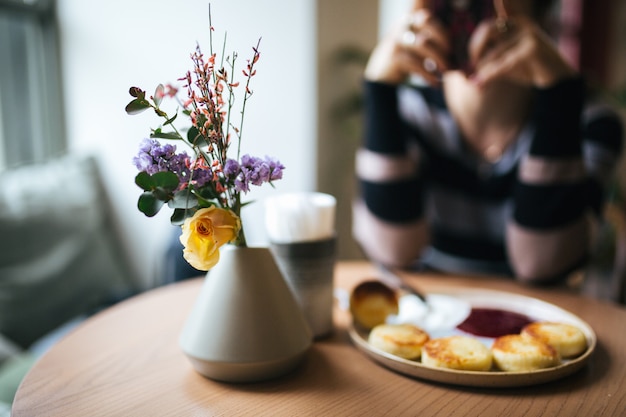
[12,262,626,416]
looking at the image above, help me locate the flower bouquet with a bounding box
[125,15,283,271]
[125,11,311,383]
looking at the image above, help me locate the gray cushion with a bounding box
[0,155,136,347]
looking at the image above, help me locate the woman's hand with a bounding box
[364,6,450,86]
[468,16,577,88]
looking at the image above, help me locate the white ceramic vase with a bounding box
[179,245,313,382]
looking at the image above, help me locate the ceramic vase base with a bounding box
[185,349,308,383]
[179,246,313,383]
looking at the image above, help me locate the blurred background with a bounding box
[0,0,625,410]
[1,0,625,288]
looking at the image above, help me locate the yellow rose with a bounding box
[179,207,242,271]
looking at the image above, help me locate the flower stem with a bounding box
[232,193,247,247]
[237,38,261,160]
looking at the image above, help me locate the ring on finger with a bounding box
[401,30,417,46]
[423,57,438,73]
[495,17,513,34]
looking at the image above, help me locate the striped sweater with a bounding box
[353,78,623,282]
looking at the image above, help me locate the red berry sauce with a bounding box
[457,308,534,338]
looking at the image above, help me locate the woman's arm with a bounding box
[352,82,430,267]
[507,78,624,282]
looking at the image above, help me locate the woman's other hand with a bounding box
[364,0,450,86]
[468,15,577,88]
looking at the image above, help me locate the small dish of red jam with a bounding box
[456,307,534,338]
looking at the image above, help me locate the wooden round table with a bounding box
[12,262,626,416]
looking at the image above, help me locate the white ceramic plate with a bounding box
[348,288,596,388]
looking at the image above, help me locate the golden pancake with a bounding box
[350,280,399,329]
[492,334,560,372]
[521,322,587,359]
[368,323,430,360]
[422,335,493,371]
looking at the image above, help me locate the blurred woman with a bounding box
[353,0,623,282]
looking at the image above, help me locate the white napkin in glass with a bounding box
[265,192,336,243]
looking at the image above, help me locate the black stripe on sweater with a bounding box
[364,82,407,154]
[530,78,584,157]
[361,179,424,222]
[584,115,624,152]
[425,158,517,202]
[432,226,507,262]
[513,182,587,228]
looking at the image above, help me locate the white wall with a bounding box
[56,0,317,287]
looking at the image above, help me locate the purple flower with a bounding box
[266,156,285,181]
[137,138,154,153]
[132,138,191,184]
[241,155,266,186]
[224,154,284,194]
[191,166,213,187]
[223,159,240,178]
[169,154,192,184]
[132,151,156,174]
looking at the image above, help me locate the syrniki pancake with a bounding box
[492,334,560,372]
[422,335,493,371]
[368,323,429,360]
[350,280,399,329]
[521,322,587,359]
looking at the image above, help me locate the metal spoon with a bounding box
[375,264,429,308]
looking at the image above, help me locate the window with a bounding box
[0,0,65,171]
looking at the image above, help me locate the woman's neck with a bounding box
[443,71,534,162]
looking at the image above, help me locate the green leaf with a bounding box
[163,112,178,126]
[153,188,173,201]
[135,171,179,202]
[152,171,179,190]
[187,126,207,146]
[195,186,219,202]
[154,84,164,107]
[138,192,164,217]
[170,208,195,225]
[196,199,217,209]
[135,171,154,191]
[125,98,151,115]
[150,130,182,140]
[168,188,198,209]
